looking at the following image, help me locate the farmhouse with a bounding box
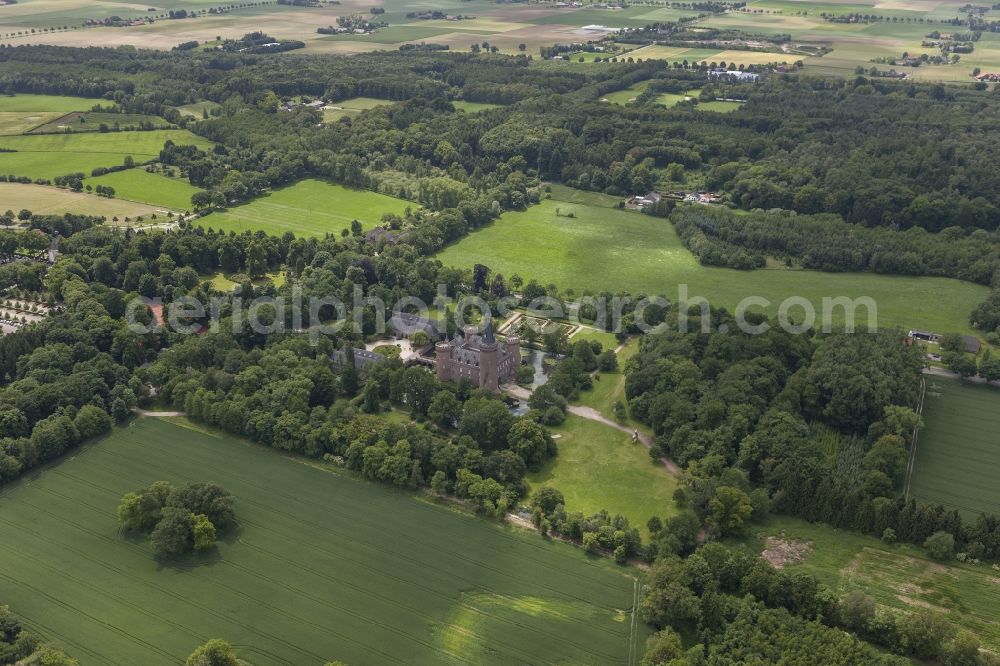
[708,69,760,82]
[435,322,520,392]
[627,192,662,209]
[908,329,941,343]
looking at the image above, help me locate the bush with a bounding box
[924,531,955,561]
[541,405,565,426]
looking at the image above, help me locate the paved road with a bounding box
[923,366,1000,386]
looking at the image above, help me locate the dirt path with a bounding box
[132,408,185,417]
[566,405,679,474]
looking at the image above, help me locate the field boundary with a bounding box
[626,577,640,666]
[903,374,927,499]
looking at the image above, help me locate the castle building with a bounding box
[435,322,520,392]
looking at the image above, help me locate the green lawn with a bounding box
[572,338,653,441]
[86,169,204,211]
[198,179,413,237]
[0,416,643,665]
[747,515,1000,651]
[207,271,287,291]
[0,130,213,180]
[601,81,650,105]
[909,377,1000,518]
[695,99,743,113]
[571,327,620,352]
[451,100,503,113]
[323,97,393,122]
[528,413,677,537]
[436,197,988,334]
[174,101,221,118]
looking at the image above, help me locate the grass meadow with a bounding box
[196,179,413,236]
[909,377,1000,518]
[435,192,989,334]
[451,100,503,113]
[323,97,393,122]
[747,515,1000,651]
[86,169,204,211]
[529,336,677,536]
[528,413,677,537]
[0,129,213,180]
[174,101,221,118]
[0,182,164,218]
[0,416,644,666]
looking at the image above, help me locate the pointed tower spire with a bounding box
[483,317,495,345]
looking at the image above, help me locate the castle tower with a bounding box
[435,341,453,382]
[506,334,521,371]
[478,320,500,391]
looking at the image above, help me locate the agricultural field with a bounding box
[0,129,213,181]
[0,93,101,114]
[5,0,1000,75]
[696,0,990,82]
[627,43,796,68]
[196,178,412,237]
[0,416,644,665]
[0,182,164,219]
[322,97,393,122]
[527,414,677,537]
[0,0,642,55]
[28,111,172,134]
[908,377,1000,518]
[435,190,990,334]
[748,515,1000,652]
[528,5,701,28]
[0,93,106,136]
[85,168,204,211]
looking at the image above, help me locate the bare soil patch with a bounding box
[762,536,812,568]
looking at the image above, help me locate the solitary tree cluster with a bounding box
[117,481,235,559]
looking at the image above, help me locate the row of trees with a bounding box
[671,204,1000,286]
